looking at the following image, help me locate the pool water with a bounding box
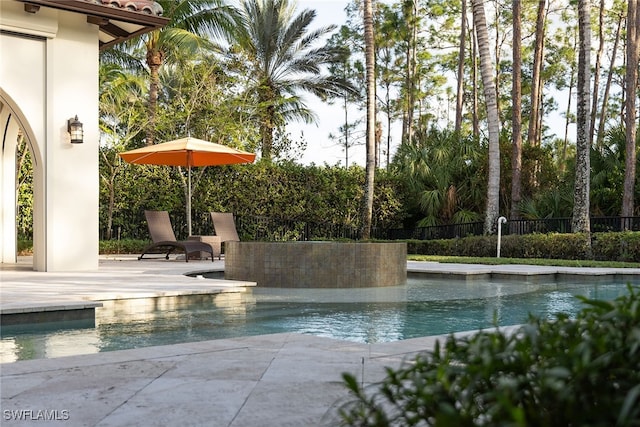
[1,276,637,362]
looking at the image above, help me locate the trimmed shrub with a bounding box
[593,231,640,263]
[406,232,640,262]
[336,286,640,426]
[509,233,592,260]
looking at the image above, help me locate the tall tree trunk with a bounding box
[471,20,480,139]
[401,0,417,145]
[589,0,606,146]
[343,95,350,167]
[472,0,500,235]
[146,47,164,146]
[493,5,501,119]
[572,0,591,236]
[562,70,575,173]
[511,0,523,220]
[259,86,275,162]
[361,0,376,239]
[596,13,623,147]
[622,0,640,220]
[561,13,578,174]
[386,91,392,170]
[455,0,467,135]
[409,0,417,145]
[527,0,546,149]
[260,118,274,162]
[375,121,382,168]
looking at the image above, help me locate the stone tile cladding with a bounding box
[225,241,407,288]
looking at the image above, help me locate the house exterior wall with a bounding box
[1,0,99,271]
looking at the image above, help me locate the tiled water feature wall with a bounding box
[225,241,407,288]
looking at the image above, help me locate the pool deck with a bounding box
[1,256,639,426]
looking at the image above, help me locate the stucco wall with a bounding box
[1,1,99,271]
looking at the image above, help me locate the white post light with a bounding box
[497,216,507,258]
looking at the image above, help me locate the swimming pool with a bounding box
[1,275,637,363]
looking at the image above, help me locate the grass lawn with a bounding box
[408,255,640,268]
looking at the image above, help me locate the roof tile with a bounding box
[82,0,163,16]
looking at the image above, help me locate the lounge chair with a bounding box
[210,212,240,255]
[139,210,214,262]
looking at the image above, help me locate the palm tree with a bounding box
[393,128,483,226]
[104,0,241,146]
[362,0,376,239]
[232,0,354,162]
[471,0,500,235]
[622,0,639,221]
[571,0,591,235]
[511,0,523,221]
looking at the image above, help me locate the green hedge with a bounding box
[592,231,640,262]
[99,239,149,255]
[100,162,408,239]
[19,231,640,262]
[406,231,640,263]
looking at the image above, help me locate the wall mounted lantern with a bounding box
[67,115,83,144]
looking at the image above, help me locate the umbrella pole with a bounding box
[187,165,192,237]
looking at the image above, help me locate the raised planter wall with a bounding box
[225,241,407,288]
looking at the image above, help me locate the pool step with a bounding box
[1,302,103,326]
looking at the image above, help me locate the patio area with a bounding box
[1,256,639,426]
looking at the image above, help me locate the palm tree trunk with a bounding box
[343,95,350,167]
[562,68,575,173]
[401,0,417,146]
[261,106,274,162]
[257,77,276,162]
[471,0,501,235]
[527,0,546,149]
[511,0,523,221]
[471,20,480,139]
[386,89,392,170]
[455,0,467,135]
[361,0,376,239]
[596,13,622,147]
[146,47,163,146]
[571,0,591,235]
[589,0,606,146]
[622,0,640,220]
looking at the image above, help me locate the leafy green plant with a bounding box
[337,286,640,426]
[17,239,33,255]
[99,239,148,255]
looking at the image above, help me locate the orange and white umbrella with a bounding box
[119,136,255,235]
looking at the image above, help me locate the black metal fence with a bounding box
[379,222,484,240]
[380,217,640,240]
[100,212,640,242]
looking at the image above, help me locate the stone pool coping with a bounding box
[407,260,640,282]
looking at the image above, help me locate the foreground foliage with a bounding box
[337,286,640,426]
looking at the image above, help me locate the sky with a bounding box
[287,0,572,167]
[288,1,362,166]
